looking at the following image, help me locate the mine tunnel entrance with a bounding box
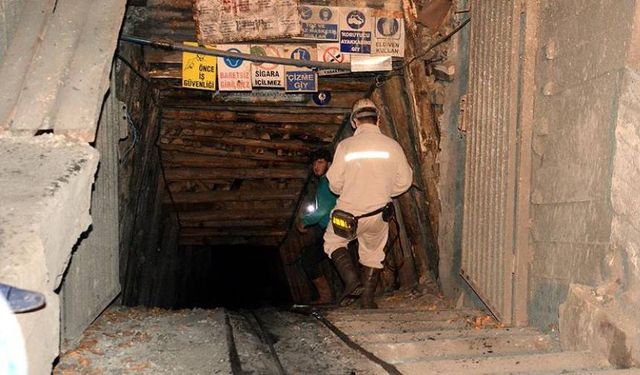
[108,2,440,313]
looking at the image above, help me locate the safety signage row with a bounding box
[297,6,405,58]
[182,43,357,93]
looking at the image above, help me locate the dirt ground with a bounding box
[55,305,385,374]
[54,307,232,374]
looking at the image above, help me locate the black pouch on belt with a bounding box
[330,210,358,240]
[330,203,393,240]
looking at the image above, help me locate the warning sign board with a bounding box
[251,45,286,89]
[298,5,339,41]
[339,7,372,54]
[217,44,252,91]
[317,43,350,76]
[182,42,217,91]
[372,17,405,57]
[194,0,302,44]
[285,45,318,93]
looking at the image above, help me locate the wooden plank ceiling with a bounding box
[131,0,373,247]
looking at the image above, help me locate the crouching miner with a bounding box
[297,149,337,304]
[324,98,413,309]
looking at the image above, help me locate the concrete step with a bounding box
[368,330,557,363]
[396,350,612,375]
[325,308,483,322]
[352,326,544,345]
[567,370,640,374]
[332,316,472,335]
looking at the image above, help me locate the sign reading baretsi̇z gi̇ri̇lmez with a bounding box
[339,7,372,54]
[182,42,217,91]
[298,5,339,41]
[285,45,318,93]
[217,44,252,91]
[193,0,302,44]
[251,45,286,89]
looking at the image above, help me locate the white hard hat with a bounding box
[350,98,379,128]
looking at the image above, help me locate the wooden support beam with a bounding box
[180,228,287,237]
[160,135,326,152]
[161,120,339,140]
[164,189,300,204]
[161,152,305,168]
[156,88,363,109]
[160,144,307,162]
[164,167,307,180]
[180,219,288,228]
[179,209,293,222]
[162,108,346,124]
[178,236,282,247]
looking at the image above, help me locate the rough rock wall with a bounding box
[530,0,637,329]
[116,44,180,307]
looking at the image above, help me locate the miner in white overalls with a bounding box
[324,98,413,308]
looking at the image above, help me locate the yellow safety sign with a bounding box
[182,42,217,91]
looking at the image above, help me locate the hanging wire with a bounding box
[119,108,139,164]
[370,17,471,90]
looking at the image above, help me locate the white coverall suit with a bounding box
[324,123,413,269]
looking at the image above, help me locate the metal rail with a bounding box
[310,310,403,375]
[119,35,351,71]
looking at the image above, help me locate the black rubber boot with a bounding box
[360,266,380,309]
[331,247,363,301]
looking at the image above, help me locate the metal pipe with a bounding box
[119,35,352,71]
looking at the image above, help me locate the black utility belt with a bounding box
[330,203,395,240]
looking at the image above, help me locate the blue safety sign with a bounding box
[340,9,372,54]
[290,48,311,61]
[286,47,317,93]
[223,48,244,68]
[313,91,332,106]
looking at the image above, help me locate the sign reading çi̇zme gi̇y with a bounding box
[193,0,302,44]
[285,45,318,93]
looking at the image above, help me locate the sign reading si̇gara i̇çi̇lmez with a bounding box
[181,42,217,91]
[193,0,302,44]
[217,44,252,91]
[251,45,286,89]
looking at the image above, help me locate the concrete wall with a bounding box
[529,0,638,329]
[61,81,121,343]
[0,136,98,374]
[0,0,23,63]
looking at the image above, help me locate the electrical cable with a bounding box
[370,17,471,90]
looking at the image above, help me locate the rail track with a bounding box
[223,307,396,375]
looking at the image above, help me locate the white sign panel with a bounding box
[317,43,350,76]
[339,7,373,54]
[298,5,339,41]
[194,0,302,44]
[251,45,286,89]
[373,17,405,57]
[218,44,252,91]
[285,45,318,93]
[351,55,393,72]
